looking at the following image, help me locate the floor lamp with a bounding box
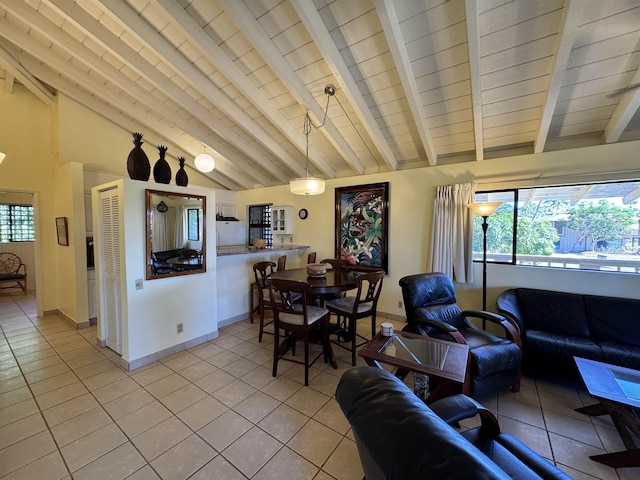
[468,202,503,312]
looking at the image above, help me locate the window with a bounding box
[248,204,272,247]
[472,180,640,274]
[0,204,34,242]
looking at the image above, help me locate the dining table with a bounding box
[267,267,360,301]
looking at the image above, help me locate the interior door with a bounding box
[99,187,122,354]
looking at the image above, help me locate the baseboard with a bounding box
[218,312,249,328]
[55,309,90,330]
[121,329,219,371]
[378,311,406,322]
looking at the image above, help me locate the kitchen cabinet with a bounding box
[271,205,293,235]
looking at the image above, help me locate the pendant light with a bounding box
[289,85,336,195]
[194,145,215,173]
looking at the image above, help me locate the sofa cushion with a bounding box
[598,341,640,370]
[516,289,590,337]
[461,328,522,379]
[584,295,640,347]
[525,330,603,361]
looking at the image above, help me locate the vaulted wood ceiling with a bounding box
[1,0,639,191]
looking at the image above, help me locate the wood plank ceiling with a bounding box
[1,0,639,191]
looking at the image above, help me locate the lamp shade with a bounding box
[289,177,325,195]
[468,201,503,217]
[194,152,215,172]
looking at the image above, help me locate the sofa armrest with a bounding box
[408,317,467,344]
[496,289,524,334]
[462,309,522,348]
[430,394,501,437]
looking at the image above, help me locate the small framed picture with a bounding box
[56,217,69,246]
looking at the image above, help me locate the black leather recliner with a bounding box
[399,272,522,399]
[336,367,571,480]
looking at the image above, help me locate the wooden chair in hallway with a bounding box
[0,253,27,295]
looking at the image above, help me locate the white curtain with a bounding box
[151,209,169,252]
[429,183,476,283]
[174,205,187,249]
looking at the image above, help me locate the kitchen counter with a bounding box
[216,244,309,256]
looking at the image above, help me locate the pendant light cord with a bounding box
[302,84,335,179]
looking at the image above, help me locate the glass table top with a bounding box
[380,334,450,370]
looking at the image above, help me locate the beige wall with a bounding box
[2,83,639,328]
[0,86,57,310]
[237,141,640,316]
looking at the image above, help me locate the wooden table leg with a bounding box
[590,449,640,468]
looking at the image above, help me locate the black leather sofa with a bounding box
[151,249,181,274]
[336,367,571,480]
[497,288,640,378]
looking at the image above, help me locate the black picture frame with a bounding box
[335,182,389,273]
[55,217,69,246]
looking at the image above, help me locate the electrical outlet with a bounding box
[397,300,402,309]
[177,323,183,334]
[135,279,143,290]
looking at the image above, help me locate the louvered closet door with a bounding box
[99,188,122,354]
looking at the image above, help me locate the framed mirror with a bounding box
[145,189,206,280]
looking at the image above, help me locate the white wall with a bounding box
[216,248,307,324]
[94,179,217,367]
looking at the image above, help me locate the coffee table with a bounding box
[358,331,469,403]
[574,357,640,468]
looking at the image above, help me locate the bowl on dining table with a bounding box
[307,263,327,277]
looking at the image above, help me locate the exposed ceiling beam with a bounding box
[622,185,640,205]
[375,0,436,166]
[0,2,262,188]
[464,0,484,161]
[0,44,54,105]
[291,0,398,171]
[93,0,311,181]
[571,185,592,205]
[44,0,281,186]
[219,0,365,176]
[604,66,640,143]
[153,0,337,180]
[3,72,13,93]
[534,0,582,154]
[0,18,253,190]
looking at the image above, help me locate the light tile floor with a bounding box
[1,292,640,479]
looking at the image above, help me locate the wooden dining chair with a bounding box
[326,270,385,366]
[321,258,349,269]
[252,261,277,341]
[277,255,287,272]
[307,251,316,264]
[268,278,335,385]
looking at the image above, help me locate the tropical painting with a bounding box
[335,182,389,273]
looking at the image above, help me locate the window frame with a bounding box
[247,204,273,247]
[473,180,640,274]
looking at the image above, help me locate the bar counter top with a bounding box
[216,244,309,257]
